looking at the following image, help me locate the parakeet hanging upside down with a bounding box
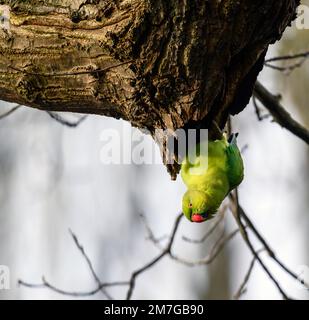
[181,133,244,223]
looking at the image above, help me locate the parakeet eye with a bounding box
[189,203,193,208]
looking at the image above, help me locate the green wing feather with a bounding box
[226,134,244,190]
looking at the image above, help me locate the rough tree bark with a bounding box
[0,0,300,177]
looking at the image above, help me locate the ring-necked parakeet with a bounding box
[181,133,244,223]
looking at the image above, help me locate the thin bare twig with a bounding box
[141,205,238,269]
[19,214,184,300]
[0,105,21,120]
[252,95,270,121]
[126,213,183,300]
[19,198,307,300]
[69,229,112,300]
[229,191,291,300]
[233,249,264,300]
[18,277,128,297]
[264,51,309,73]
[236,201,309,289]
[264,61,306,73]
[18,187,308,300]
[265,51,309,63]
[234,256,257,300]
[171,228,240,267]
[18,229,130,298]
[47,111,88,128]
[140,213,169,249]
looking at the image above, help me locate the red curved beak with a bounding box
[191,214,206,223]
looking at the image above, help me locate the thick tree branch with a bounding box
[0,0,298,129]
[0,0,301,177]
[254,81,309,145]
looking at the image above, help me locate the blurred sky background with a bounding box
[0,2,308,300]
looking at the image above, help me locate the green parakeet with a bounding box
[181,133,244,223]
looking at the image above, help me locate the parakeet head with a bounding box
[182,190,210,223]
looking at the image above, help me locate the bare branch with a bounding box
[264,61,306,73]
[18,277,128,297]
[265,51,309,63]
[69,229,112,300]
[233,249,264,300]
[264,51,309,73]
[235,200,309,289]
[0,105,21,120]
[126,213,183,300]
[254,81,309,145]
[18,229,130,298]
[171,228,240,267]
[229,191,292,300]
[47,112,88,128]
[19,214,184,300]
[140,213,168,250]
[252,95,270,121]
[141,205,238,269]
[0,103,87,127]
[233,256,257,300]
[18,193,309,300]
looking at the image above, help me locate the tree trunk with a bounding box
[0,0,300,177]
